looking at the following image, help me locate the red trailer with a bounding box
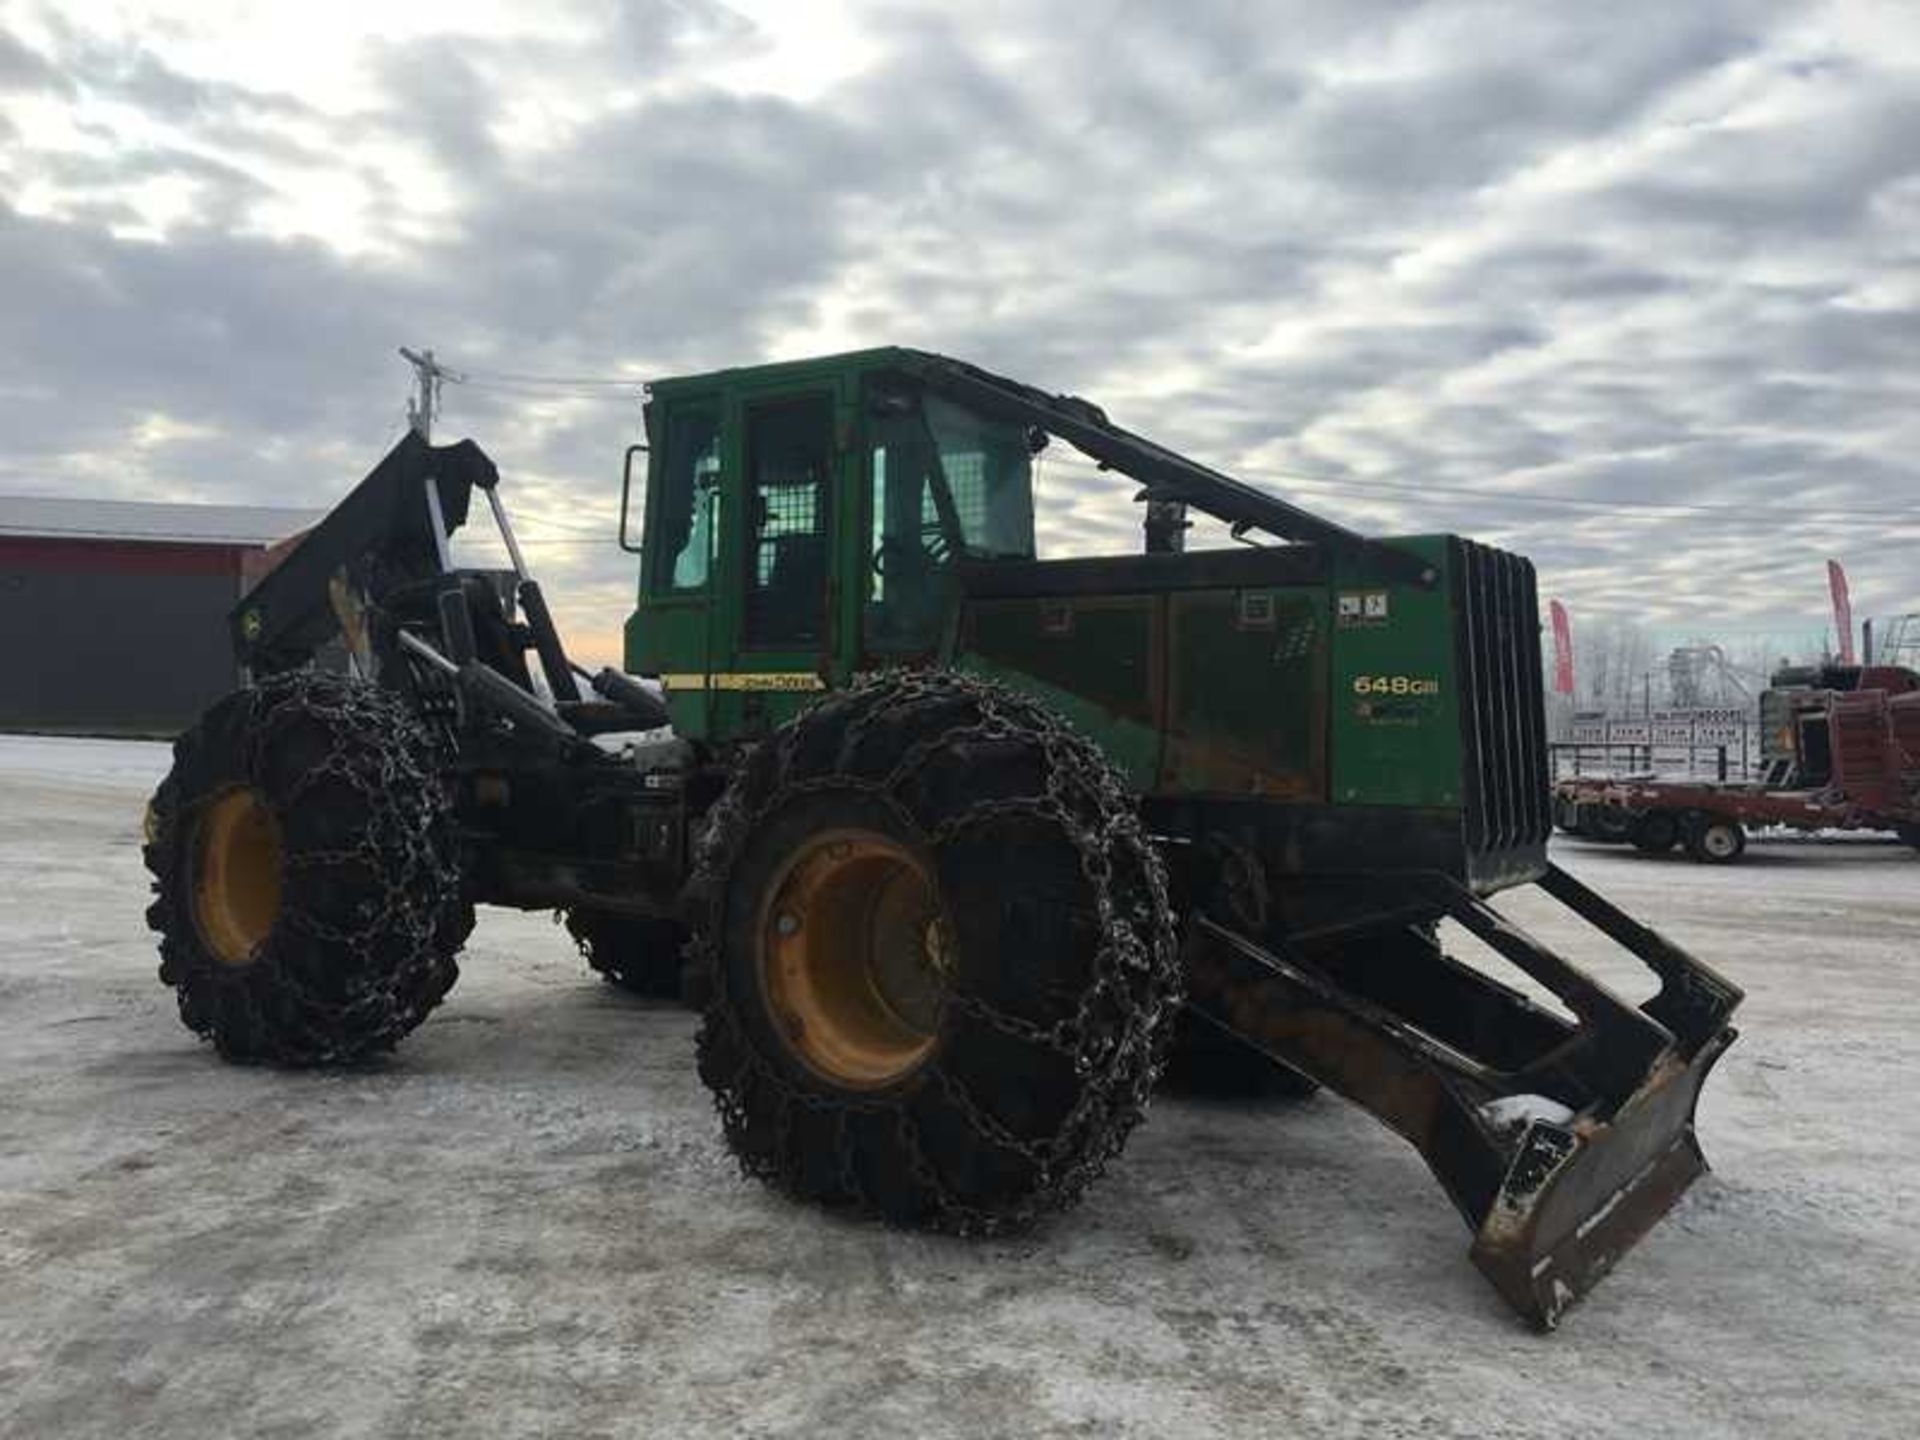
[1554,683,1920,862]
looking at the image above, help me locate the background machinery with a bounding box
[1556,660,1920,860]
[145,347,1741,1329]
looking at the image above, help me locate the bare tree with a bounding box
[1578,619,1657,713]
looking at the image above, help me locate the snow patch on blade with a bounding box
[1481,1094,1577,1135]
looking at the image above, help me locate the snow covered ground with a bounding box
[0,734,1914,1438]
[0,733,172,788]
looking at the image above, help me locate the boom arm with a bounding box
[899,350,1438,587]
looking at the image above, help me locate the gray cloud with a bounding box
[0,27,67,94]
[1,0,1917,660]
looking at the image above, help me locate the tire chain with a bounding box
[687,668,1183,1235]
[147,671,467,1063]
[560,908,686,998]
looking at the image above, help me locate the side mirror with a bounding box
[619,444,648,555]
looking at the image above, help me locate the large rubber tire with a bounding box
[1630,811,1680,853]
[564,909,687,999]
[1896,822,1920,852]
[1159,1012,1320,1099]
[1589,805,1634,843]
[1683,815,1747,864]
[690,671,1182,1234]
[144,671,471,1064]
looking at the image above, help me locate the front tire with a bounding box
[1684,815,1747,864]
[144,671,470,1064]
[691,671,1181,1233]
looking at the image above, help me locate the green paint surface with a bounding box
[1164,588,1325,797]
[966,598,1155,723]
[1328,537,1462,807]
[955,654,1163,791]
[618,348,1522,839]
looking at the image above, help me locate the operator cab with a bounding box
[628,350,1039,736]
[624,344,1437,760]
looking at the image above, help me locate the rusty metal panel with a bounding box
[1829,691,1900,809]
[1162,588,1324,798]
[962,594,1158,725]
[1890,692,1920,773]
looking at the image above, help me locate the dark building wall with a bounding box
[0,537,244,737]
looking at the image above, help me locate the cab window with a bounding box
[865,434,951,652]
[742,394,834,646]
[649,410,720,594]
[861,373,1037,653]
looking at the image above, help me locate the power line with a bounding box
[402,347,1910,544]
[416,344,1908,520]
[1039,447,1920,521]
[395,347,645,423]
[1275,472,1918,520]
[459,367,647,389]
[455,377,644,404]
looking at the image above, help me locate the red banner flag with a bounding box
[1549,599,1575,695]
[1827,560,1855,663]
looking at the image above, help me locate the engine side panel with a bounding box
[1162,586,1325,798]
[956,547,1337,801]
[957,537,1548,893]
[1327,537,1462,809]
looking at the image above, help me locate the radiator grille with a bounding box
[1452,539,1552,853]
[1828,693,1899,809]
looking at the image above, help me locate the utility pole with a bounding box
[399,347,462,441]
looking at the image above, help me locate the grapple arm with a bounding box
[230,431,494,674]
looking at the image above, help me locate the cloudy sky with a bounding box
[3,0,1917,666]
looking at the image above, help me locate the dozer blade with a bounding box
[1468,1028,1734,1328]
[1183,863,1741,1330]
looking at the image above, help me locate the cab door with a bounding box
[627,396,723,737]
[708,378,852,738]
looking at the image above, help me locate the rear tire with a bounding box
[1896,822,1920,852]
[1684,816,1747,864]
[144,672,470,1064]
[564,909,687,999]
[690,671,1181,1233]
[1630,811,1679,853]
[1589,805,1634,843]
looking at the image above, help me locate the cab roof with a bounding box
[646,346,927,397]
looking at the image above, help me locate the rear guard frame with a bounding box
[1182,862,1741,1330]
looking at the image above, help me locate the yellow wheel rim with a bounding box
[192,788,284,966]
[759,829,951,1089]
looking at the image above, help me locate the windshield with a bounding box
[920,394,1036,559]
[860,375,1037,655]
